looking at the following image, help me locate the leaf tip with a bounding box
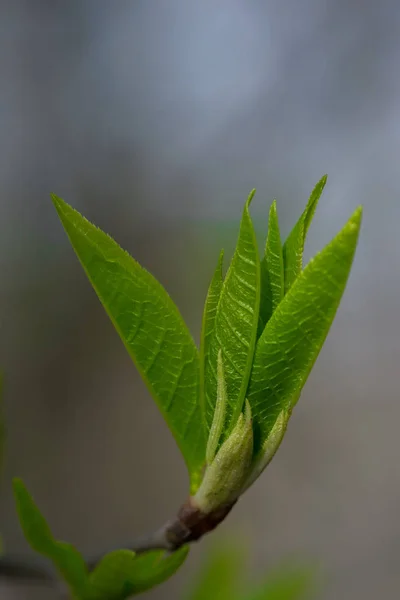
[312,175,327,197]
[245,188,257,210]
[12,477,26,506]
[244,398,252,424]
[50,193,62,208]
[12,477,23,493]
[346,205,363,236]
[269,199,277,215]
[217,248,224,272]
[352,204,363,221]
[50,194,71,223]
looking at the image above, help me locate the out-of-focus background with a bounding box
[0,1,399,598]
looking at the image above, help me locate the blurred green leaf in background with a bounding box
[184,541,315,600]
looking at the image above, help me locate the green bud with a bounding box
[241,409,288,493]
[194,400,253,514]
[206,349,228,465]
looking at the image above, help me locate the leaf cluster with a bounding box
[6,177,361,598]
[50,177,361,490]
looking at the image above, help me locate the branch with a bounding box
[0,554,56,583]
[0,497,236,595]
[0,528,168,588]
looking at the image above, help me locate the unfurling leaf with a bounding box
[283,175,327,293]
[51,196,205,493]
[206,350,228,465]
[194,400,253,514]
[248,207,362,451]
[242,409,288,493]
[200,251,224,429]
[204,191,260,438]
[258,200,284,335]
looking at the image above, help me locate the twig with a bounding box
[0,497,236,596]
[0,554,56,584]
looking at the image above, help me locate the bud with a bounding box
[206,349,228,465]
[241,409,288,493]
[194,399,253,514]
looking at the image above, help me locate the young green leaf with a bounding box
[51,196,205,493]
[200,250,224,427]
[283,176,327,293]
[204,192,260,436]
[13,478,88,598]
[258,201,284,336]
[194,400,253,514]
[242,409,288,493]
[184,542,245,600]
[85,547,189,600]
[248,207,362,449]
[245,565,314,600]
[206,349,228,465]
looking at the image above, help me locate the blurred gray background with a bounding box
[0,0,399,598]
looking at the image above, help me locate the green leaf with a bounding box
[248,207,362,449]
[258,201,284,336]
[204,191,260,435]
[282,176,327,293]
[85,547,189,599]
[206,349,228,465]
[184,543,245,600]
[51,196,205,492]
[13,478,88,598]
[245,565,314,600]
[200,250,224,428]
